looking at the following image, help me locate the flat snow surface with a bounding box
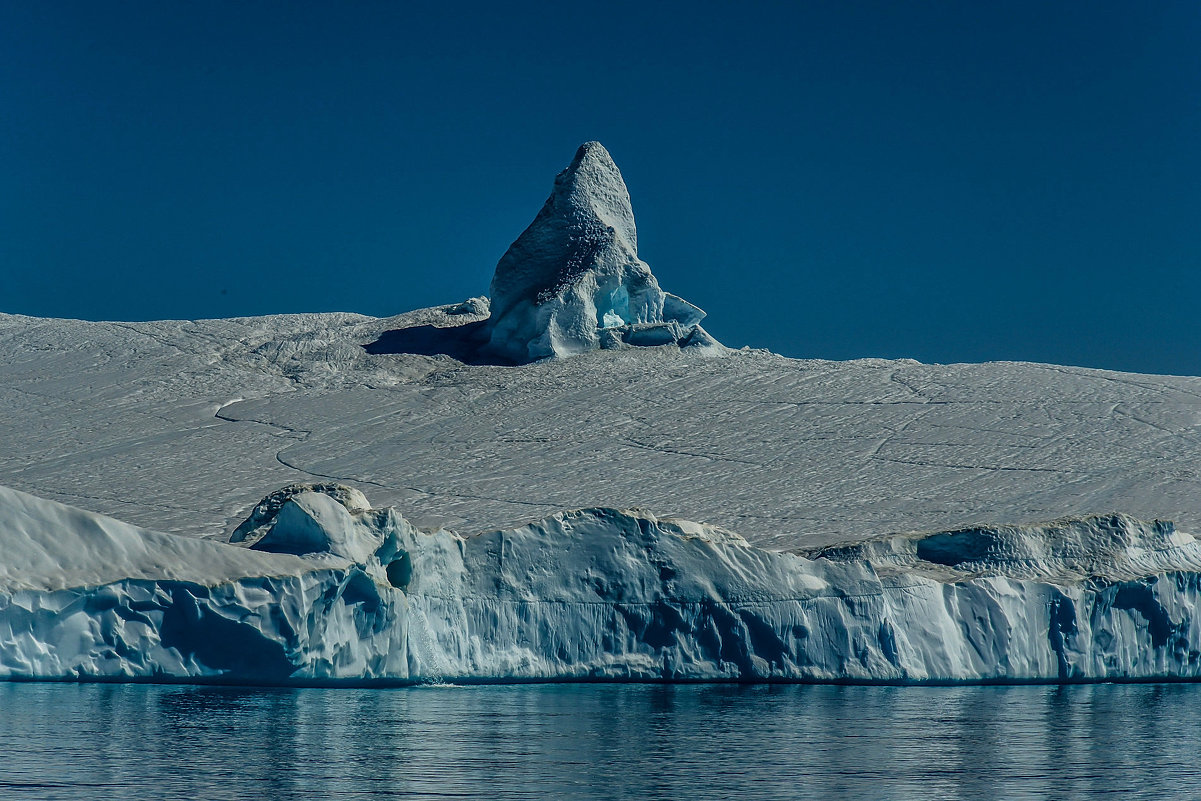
[2,308,1201,548]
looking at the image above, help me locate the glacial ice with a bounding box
[484,142,720,363]
[5,482,1201,685]
[4,145,1201,688]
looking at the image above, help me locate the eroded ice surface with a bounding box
[4,482,1201,684]
[484,142,718,362]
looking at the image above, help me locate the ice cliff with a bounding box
[5,482,1201,685]
[484,142,720,363]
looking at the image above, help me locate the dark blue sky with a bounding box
[3,2,1199,375]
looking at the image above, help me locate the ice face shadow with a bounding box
[362,320,512,365]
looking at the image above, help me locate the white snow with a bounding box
[0,484,310,592]
[3,311,1199,552]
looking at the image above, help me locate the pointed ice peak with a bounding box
[552,141,638,253]
[573,140,614,163]
[483,143,720,364]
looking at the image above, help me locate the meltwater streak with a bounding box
[0,682,1197,801]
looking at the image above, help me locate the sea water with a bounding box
[1,682,1197,800]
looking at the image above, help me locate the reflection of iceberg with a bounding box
[484,142,721,363]
[5,481,1201,685]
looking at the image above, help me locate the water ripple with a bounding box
[1,683,1199,800]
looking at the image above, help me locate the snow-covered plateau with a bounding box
[3,142,1201,684]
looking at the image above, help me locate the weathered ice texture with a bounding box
[485,142,718,362]
[4,483,1201,685]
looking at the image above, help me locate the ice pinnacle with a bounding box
[484,142,720,363]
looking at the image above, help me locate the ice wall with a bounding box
[3,483,1201,685]
[403,509,1201,683]
[0,484,411,681]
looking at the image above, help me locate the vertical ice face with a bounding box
[485,142,716,363]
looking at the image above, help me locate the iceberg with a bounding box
[5,482,1201,685]
[4,144,1201,688]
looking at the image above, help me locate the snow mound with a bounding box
[447,296,490,316]
[229,483,371,548]
[484,142,721,363]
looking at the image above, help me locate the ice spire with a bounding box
[484,142,717,363]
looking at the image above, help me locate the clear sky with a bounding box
[3,2,1199,375]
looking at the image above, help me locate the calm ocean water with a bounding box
[1,681,1198,800]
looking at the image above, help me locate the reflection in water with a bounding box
[1,682,1199,800]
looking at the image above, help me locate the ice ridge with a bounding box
[5,483,1201,685]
